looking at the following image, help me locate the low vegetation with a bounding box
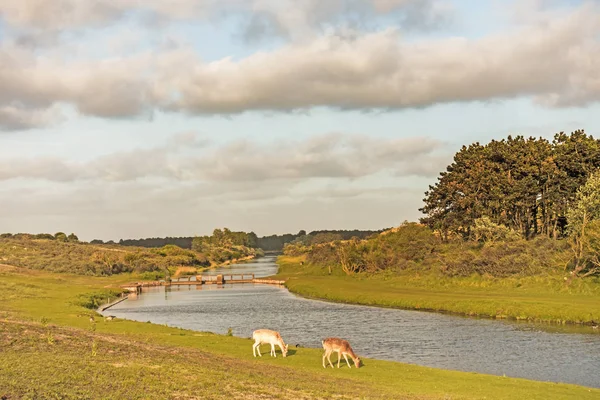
[1,264,598,399]
[191,228,264,263]
[0,234,261,277]
[279,220,600,324]
[284,222,572,278]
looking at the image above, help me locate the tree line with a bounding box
[1,232,79,242]
[111,229,384,251]
[420,130,600,240]
[287,130,600,279]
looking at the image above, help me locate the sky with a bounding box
[1,0,599,241]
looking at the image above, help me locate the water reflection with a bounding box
[108,256,600,388]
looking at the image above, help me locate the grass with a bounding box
[275,256,600,325]
[1,264,599,399]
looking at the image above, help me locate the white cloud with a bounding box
[0,132,445,182]
[0,1,598,131]
[160,4,600,113]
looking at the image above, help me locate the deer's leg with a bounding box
[337,350,342,368]
[254,342,262,357]
[326,350,335,368]
[343,353,352,368]
[270,343,276,357]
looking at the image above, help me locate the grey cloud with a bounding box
[0,49,153,128]
[0,2,598,129]
[0,178,422,240]
[0,105,62,131]
[165,3,600,113]
[0,133,445,182]
[188,134,444,182]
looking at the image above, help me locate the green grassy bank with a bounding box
[275,256,600,325]
[1,264,598,399]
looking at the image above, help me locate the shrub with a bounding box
[441,237,569,277]
[73,289,123,309]
[471,217,521,242]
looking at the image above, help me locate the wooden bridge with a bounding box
[121,274,285,293]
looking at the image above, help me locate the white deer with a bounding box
[322,337,361,368]
[252,329,289,358]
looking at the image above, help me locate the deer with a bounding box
[252,329,289,358]
[322,337,361,368]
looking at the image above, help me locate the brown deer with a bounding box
[252,329,289,358]
[322,337,361,368]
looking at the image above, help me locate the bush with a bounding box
[471,217,521,242]
[73,289,123,309]
[441,237,569,277]
[0,238,215,276]
[298,222,570,278]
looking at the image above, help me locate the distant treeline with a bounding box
[110,229,386,251]
[1,232,79,242]
[113,237,193,248]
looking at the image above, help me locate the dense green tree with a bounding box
[421,130,600,240]
[566,171,600,277]
[68,233,79,242]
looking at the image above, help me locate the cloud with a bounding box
[0,46,154,126]
[166,4,600,113]
[0,132,446,182]
[0,179,422,240]
[0,0,450,33]
[0,1,598,130]
[0,105,62,131]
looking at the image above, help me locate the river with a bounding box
[106,256,600,388]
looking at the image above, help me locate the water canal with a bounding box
[106,256,600,388]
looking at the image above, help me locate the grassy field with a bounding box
[275,256,600,325]
[1,264,599,399]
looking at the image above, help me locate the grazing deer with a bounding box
[322,337,361,368]
[252,329,289,358]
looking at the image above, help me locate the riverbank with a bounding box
[275,256,600,326]
[1,264,599,399]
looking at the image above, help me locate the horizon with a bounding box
[2,0,600,241]
[2,226,392,243]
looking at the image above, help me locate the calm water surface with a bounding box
[107,256,600,388]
